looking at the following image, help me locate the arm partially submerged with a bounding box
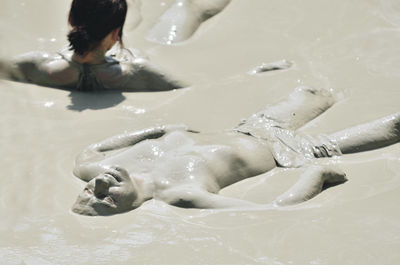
[0,51,77,88]
[74,124,190,181]
[329,112,400,154]
[160,186,259,209]
[76,124,190,164]
[161,166,347,210]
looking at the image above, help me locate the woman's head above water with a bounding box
[68,0,128,57]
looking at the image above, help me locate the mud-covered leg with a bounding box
[329,112,400,154]
[273,166,347,206]
[147,0,231,44]
[249,87,336,130]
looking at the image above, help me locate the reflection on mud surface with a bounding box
[0,0,400,264]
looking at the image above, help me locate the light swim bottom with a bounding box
[234,114,341,168]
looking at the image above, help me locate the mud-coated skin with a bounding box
[72,87,400,216]
[0,50,184,91]
[147,0,231,44]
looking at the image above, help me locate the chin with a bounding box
[71,204,101,216]
[71,201,135,216]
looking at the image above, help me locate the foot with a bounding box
[320,166,348,186]
[273,165,347,207]
[392,112,400,141]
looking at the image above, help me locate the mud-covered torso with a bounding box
[98,130,276,193]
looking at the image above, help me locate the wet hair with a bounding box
[67,0,128,55]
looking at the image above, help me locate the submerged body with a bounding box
[1,49,183,91]
[72,87,400,216]
[82,130,275,194]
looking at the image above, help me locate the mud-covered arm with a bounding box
[74,124,191,181]
[121,59,186,91]
[162,166,347,209]
[0,52,50,83]
[161,186,258,209]
[75,124,190,164]
[273,166,347,206]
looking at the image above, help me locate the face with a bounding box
[72,166,138,216]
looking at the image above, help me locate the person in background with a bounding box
[0,0,184,91]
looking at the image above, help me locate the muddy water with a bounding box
[0,0,399,264]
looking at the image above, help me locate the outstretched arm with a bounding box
[329,112,400,154]
[161,166,347,210]
[160,186,258,209]
[273,166,347,206]
[74,124,190,181]
[75,124,190,164]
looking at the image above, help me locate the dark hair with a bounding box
[68,0,127,55]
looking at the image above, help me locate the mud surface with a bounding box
[0,0,399,264]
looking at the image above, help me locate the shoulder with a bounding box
[92,57,150,90]
[119,58,185,91]
[91,59,127,89]
[93,48,185,90]
[12,51,78,86]
[42,56,78,79]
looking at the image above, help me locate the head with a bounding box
[72,166,141,216]
[67,0,128,56]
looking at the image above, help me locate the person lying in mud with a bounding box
[147,0,231,44]
[0,0,184,91]
[72,87,400,216]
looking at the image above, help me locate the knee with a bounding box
[393,112,400,125]
[393,112,400,137]
[383,112,400,138]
